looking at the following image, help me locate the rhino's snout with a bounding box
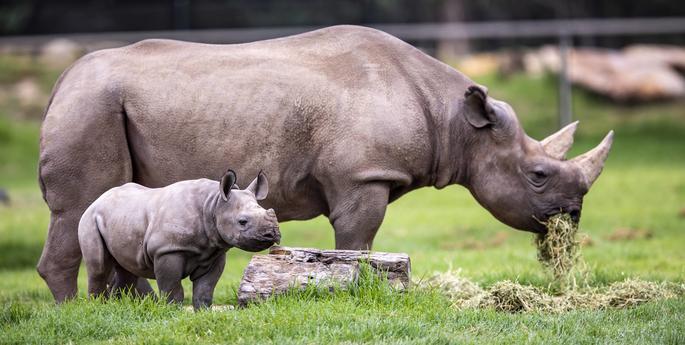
[235,208,281,251]
[237,225,281,252]
[543,205,581,224]
[259,226,281,244]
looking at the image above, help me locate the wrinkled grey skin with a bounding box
[38,25,612,302]
[78,170,280,309]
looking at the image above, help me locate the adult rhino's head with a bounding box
[461,85,613,233]
[214,170,281,250]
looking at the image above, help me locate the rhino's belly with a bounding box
[124,98,331,221]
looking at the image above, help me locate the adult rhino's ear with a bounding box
[220,170,237,201]
[464,85,498,129]
[246,170,269,201]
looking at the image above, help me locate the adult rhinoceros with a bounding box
[38,25,612,302]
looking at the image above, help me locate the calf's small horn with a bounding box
[541,121,578,160]
[571,130,614,188]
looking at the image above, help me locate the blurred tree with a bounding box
[436,0,469,62]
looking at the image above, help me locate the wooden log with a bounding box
[237,246,411,306]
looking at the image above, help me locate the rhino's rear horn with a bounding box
[541,121,578,160]
[571,130,614,188]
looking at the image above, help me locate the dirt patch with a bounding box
[578,234,594,247]
[607,228,653,241]
[440,231,510,251]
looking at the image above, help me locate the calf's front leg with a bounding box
[191,253,226,310]
[154,254,185,304]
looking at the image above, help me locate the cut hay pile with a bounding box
[422,271,684,313]
[421,213,685,313]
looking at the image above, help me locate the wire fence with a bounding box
[2,17,684,127]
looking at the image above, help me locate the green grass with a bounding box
[0,65,684,344]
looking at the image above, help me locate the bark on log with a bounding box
[237,246,411,306]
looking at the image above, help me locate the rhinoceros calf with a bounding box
[39,25,613,302]
[78,170,280,309]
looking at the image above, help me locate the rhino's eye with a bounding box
[527,167,549,188]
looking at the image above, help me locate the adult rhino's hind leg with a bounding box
[37,72,133,302]
[327,182,390,250]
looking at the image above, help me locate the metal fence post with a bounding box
[558,33,573,128]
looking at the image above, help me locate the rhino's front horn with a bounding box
[571,130,614,188]
[541,121,578,160]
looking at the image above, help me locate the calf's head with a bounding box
[461,85,613,233]
[214,170,281,251]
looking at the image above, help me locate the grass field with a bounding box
[1,59,684,344]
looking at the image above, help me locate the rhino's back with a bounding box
[117,25,423,74]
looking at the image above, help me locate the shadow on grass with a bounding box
[0,242,42,270]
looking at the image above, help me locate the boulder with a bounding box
[39,39,83,69]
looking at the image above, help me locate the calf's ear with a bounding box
[464,85,499,129]
[247,170,269,201]
[220,170,237,201]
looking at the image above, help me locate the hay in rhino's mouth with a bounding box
[536,213,584,287]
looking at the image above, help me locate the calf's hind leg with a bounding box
[78,216,115,298]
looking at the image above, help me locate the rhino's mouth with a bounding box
[237,226,281,251]
[534,207,581,234]
[543,207,581,223]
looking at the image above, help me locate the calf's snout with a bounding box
[260,227,281,244]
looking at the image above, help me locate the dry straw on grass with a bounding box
[422,271,684,313]
[421,213,684,313]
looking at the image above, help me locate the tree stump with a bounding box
[237,246,411,306]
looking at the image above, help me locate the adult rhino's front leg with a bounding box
[326,182,390,250]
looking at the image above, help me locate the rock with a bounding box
[568,48,685,101]
[0,188,9,205]
[455,53,501,78]
[13,78,45,108]
[39,39,83,69]
[524,45,685,101]
[624,45,685,70]
[237,246,411,306]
